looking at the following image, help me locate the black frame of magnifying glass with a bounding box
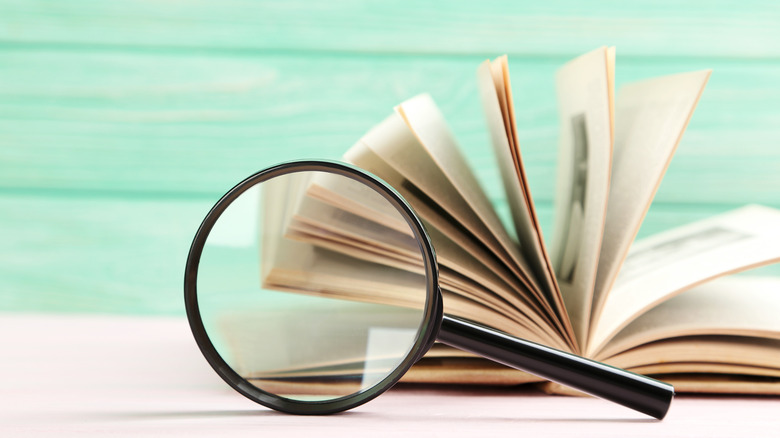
[184,160,443,415]
[185,160,674,419]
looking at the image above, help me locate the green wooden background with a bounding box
[1,1,779,315]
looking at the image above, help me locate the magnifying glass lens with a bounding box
[189,162,673,419]
[193,168,431,405]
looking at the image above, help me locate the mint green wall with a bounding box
[1,1,778,314]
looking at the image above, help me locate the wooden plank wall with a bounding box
[1,1,778,314]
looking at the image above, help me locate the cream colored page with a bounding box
[268,243,555,345]
[393,94,541,291]
[262,177,428,308]
[606,47,615,133]
[259,153,563,347]
[307,172,409,234]
[344,141,568,349]
[591,69,712,329]
[265,240,424,304]
[344,142,563,330]
[605,336,780,372]
[259,168,426,308]
[657,375,780,395]
[345,132,536,298]
[548,47,614,345]
[477,56,573,328]
[261,170,310,281]
[478,59,531,240]
[288,196,422,272]
[292,192,548,331]
[497,57,570,327]
[598,276,780,360]
[631,363,780,378]
[343,142,532,298]
[358,102,547,302]
[394,94,579,344]
[589,205,780,355]
[266,170,422,280]
[477,58,573,346]
[542,367,780,396]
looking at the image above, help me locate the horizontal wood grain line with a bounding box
[0,1,779,58]
[3,41,780,64]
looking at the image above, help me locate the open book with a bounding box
[259,47,780,394]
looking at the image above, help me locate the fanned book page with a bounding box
[548,47,615,346]
[590,69,712,337]
[345,109,569,349]
[476,55,574,349]
[250,49,780,393]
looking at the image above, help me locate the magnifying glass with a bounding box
[184,160,673,419]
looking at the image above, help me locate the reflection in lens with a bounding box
[196,170,428,402]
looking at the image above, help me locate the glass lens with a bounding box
[194,169,429,403]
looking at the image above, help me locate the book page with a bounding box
[476,58,535,278]
[476,56,574,348]
[287,195,422,273]
[306,172,411,234]
[266,242,563,348]
[632,363,780,379]
[405,347,543,385]
[358,105,537,291]
[545,372,780,396]
[394,95,541,291]
[344,139,569,350]
[590,69,712,336]
[548,47,614,345]
[604,336,780,372]
[259,174,555,341]
[290,189,550,333]
[349,100,575,339]
[597,276,780,360]
[588,205,780,355]
[261,168,310,281]
[651,374,780,395]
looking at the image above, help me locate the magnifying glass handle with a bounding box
[438,315,674,420]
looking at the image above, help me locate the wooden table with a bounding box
[2,314,778,437]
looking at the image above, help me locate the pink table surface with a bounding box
[2,314,778,437]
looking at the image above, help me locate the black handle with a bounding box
[437,315,674,419]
